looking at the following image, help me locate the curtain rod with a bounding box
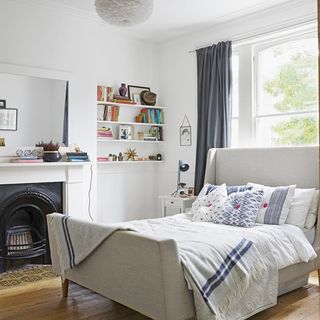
[188,18,317,53]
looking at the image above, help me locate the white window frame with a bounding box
[232,26,318,147]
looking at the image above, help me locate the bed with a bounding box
[48,146,320,320]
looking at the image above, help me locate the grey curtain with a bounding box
[62,81,69,146]
[195,41,232,194]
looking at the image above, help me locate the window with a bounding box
[255,36,318,146]
[230,27,318,147]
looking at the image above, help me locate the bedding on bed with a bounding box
[49,213,316,320]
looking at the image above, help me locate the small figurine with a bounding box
[125,148,137,161]
[156,153,162,161]
[112,154,117,161]
[118,152,123,161]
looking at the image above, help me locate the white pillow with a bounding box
[305,190,319,229]
[285,188,315,228]
[248,183,296,225]
[192,184,228,222]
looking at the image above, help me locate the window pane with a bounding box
[257,37,318,116]
[231,118,239,147]
[232,55,239,118]
[256,113,319,146]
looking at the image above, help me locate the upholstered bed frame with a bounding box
[48,146,320,320]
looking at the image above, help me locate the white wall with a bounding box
[0,0,159,222]
[155,0,317,198]
[0,73,65,147]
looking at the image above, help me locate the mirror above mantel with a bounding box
[0,72,68,148]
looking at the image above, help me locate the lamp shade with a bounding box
[179,160,189,172]
[95,0,154,27]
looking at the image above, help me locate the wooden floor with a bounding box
[0,273,319,320]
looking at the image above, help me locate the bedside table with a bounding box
[159,195,197,217]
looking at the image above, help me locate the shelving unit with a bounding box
[96,95,166,164]
[97,120,165,127]
[97,160,164,165]
[97,138,165,144]
[97,101,167,110]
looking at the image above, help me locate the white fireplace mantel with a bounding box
[0,162,88,217]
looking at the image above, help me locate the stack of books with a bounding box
[138,108,163,124]
[66,152,90,162]
[10,156,43,163]
[97,127,113,139]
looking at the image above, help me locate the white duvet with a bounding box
[126,214,316,320]
[50,212,317,320]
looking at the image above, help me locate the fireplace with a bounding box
[0,182,63,272]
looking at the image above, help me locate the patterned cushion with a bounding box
[247,183,296,225]
[206,184,253,196]
[192,184,228,222]
[212,189,264,228]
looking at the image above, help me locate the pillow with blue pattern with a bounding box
[205,184,253,196]
[247,183,296,225]
[212,189,264,228]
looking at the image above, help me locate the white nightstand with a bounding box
[159,195,196,217]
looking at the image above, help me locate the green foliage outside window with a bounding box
[264,48,318,145]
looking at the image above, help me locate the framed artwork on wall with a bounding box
[180,114,191,146]
[0,108,17,131]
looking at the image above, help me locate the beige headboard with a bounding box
[204,146,319,189]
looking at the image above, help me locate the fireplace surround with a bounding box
[0,161,87,273]
[0,183,63,272]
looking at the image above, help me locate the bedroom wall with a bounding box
[0,0,158,222]
[155,0,317,203]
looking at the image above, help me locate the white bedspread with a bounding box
[49,213,316,320]
[125,214,316,320]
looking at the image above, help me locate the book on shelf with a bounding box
[66,152,89,162]
[138,108,164,125]
[102,105,119,122]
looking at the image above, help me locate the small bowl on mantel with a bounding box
[43,151,62,162]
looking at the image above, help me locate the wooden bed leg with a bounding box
[61,277,69,298]
[318,269,320,286]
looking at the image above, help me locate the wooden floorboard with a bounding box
[0,272,319,320]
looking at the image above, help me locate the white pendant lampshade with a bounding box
[95,0,154,27]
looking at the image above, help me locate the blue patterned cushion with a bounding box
[206,184,252,196]
[212,189,264,228]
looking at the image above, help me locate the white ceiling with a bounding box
[47,0,293,43]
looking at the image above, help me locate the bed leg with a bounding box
[61,277,69,298]
[318,269,320,286]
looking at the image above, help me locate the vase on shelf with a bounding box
[43,151,62,162]
[119,83,127,97]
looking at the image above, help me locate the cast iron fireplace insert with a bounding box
[0,182,63,273]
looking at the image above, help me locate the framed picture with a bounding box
[180,126,191,146]
[132,93,141,104]
[128,85,150,101]
[180,114,191,146]
[119,125,133,140]
[0,100,6,109]
[0,108,17,131]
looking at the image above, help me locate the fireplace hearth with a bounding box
[0,183,63,273]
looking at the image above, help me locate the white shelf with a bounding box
[97,138,165,144]
[97,120,165,127]
[97,101,166,110]
[97,160,164,165]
